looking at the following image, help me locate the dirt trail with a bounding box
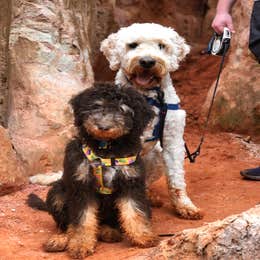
[0,131,259,260]
[0,53,259,259]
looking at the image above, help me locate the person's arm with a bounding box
[212,0,237,34]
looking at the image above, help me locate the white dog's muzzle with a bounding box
[125,55,167,89]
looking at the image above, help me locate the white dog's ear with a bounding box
[176,36,190,63]
[100,33,121,71]
[170,30,190,64]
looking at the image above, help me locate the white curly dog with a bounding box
[100,23,203,219]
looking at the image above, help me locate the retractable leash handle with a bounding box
[185,29,231,163]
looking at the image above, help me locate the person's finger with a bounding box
[212,22,224,34]
[227,21,235,33]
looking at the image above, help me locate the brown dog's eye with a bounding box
[128,42,138,49]
[159,43,166,50]
[120,104,134,116]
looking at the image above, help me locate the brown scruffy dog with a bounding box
[28,83,157,258]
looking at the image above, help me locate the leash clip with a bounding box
[185,143,201,163]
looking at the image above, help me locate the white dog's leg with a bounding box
[163,109,203,219]
[162,75,203,219]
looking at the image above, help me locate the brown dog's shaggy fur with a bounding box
[28,83,157,258]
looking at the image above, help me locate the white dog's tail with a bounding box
[29,171,63,186]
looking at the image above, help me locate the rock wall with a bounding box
[91,0,119,81]
[113,0,208,43]
[0,126,26,195]
[94,0,209,81]
[0,0,11,126]
[7,0,94,175]
[204,1,260,136]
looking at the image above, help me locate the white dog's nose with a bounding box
[139,56,156,69]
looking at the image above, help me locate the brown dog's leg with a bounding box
[98,224,122,243]
[67,203,98,259]
[146,188,163,208]
[117,197,157,247]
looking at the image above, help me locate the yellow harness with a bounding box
[82,146,137,194]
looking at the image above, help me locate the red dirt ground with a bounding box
[0,53,259,259]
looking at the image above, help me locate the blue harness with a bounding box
[144,87,180,148]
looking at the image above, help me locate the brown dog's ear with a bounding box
[69,90,90,127]
[140,101,155,132]
[69,93,82,127]
[100,33,121,71]
[124,87,155,133]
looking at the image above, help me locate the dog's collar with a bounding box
[82,145,137,167]
[98,140,110,149]
[82,145,137,195]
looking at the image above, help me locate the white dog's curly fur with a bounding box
[100,23,203,219]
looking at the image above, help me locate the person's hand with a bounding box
[211,12,235,34]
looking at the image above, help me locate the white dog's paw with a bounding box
[170,188,204,219]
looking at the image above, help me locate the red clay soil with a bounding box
[0,53,259,259]
[0,132,259,260]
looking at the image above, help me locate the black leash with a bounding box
[184,43,229,163]
[157,89,168,148]
[158,233,175,237]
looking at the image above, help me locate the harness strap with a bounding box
[145,89,179,148]
[82,146,137,194]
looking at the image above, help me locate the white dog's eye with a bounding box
[159,43,166,50]
[128,42,138,49]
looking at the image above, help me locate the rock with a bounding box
[113,0,207,43]
[135,205,260,259]
[91,0,119,81]
[0,0,11,126]
[8,0,94,175]
[0,126,26,196]
[204,1,260,136]
[94,0,209,81]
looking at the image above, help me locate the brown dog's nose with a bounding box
[98,126,110,131]
[139,56,156,69]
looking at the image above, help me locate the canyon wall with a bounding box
[205,0,260,136]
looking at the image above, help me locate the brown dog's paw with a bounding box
[44,233,68,252]
[131,232,159,248]
[147,190,163,208]
[99,225,123,243]
[149,194,163,208]
[67,236,95,259]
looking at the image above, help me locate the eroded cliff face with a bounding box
[94,0,210,81]
[0,126,27,195]
[205,0,260,136]
[6,0,94,177]
[0,1,11,126]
